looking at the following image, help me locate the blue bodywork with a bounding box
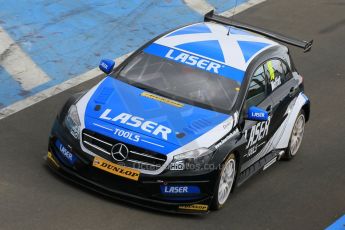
[84,77,230,155]
[247,106,269,121]
[144,43,245,83]
[99,59,115,74]
[83,22,277,155]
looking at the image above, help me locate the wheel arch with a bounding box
[230,149,241,191]
[301,101,310,122]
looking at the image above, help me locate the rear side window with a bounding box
[246,65,267,107]
[281,60,292,81]
[264,59,286,91]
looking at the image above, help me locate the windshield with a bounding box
[117,52,240,113]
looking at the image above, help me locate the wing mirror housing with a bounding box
[246,106,269,121]
[99,59,115,74]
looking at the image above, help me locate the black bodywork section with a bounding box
[46,18,310,214]
[48,116,217,214]
[227,46,309,186]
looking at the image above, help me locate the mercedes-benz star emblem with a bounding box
[111,143,129,162]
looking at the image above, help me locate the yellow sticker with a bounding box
[93,156,140,181]
[47,151,59,168]
[141,92,184,108]
[179,204,208,211]
[267,61,275,81]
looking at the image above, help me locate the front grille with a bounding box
[82,129,167,171]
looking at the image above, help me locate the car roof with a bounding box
[152,22,279,72]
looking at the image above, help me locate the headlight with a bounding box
[169,148,214,171]
[64,105,81,140]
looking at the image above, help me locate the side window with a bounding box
[264,59,285,92]
[281,60,292,81]
[246,65,267,108]
[281,61,288,75]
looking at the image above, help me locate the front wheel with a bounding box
[283,110,306,160]
[211,153,236,210]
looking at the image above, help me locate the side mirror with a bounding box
[99,59,115,74]
[246,106,269,121]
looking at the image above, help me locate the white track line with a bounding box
[0,53,130,120]
[220,0,267,17]
[183,0,214,15]
[0,26,50,90]
[184,0,266,16]
[0,0,266,120]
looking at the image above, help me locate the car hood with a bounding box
[79,77,235,155]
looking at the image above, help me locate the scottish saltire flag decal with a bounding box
[144,22,278,82]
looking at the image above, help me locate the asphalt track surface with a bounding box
[1,0,345,229]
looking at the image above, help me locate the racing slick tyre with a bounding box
[283,110,306,160]
[211,153,236,210]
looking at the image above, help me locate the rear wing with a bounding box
[204,10,313,52]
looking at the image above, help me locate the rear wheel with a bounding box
[211,153,236,210]
[283,110,306,160]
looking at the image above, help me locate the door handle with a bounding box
[289,87,297,97]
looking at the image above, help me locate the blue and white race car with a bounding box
[47,11,312,213]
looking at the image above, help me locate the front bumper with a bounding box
[46,120,218,214]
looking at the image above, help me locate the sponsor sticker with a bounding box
[143,43,245,83]
[243,117,271,158]
[160,185,200,194]
[55,139,76,165]
[270,76,281,91]
[47,151,59,168]
[114,128,140,142]
[178,204,208,211]
[99,110,172,141]
[170,161,185,171]
[141,92,184,108]
[214,128,239,149]
[92,156,140,181]
[244,117,271,149]
[164,48,222,74]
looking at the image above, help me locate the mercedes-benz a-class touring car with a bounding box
[46,11,312,214]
